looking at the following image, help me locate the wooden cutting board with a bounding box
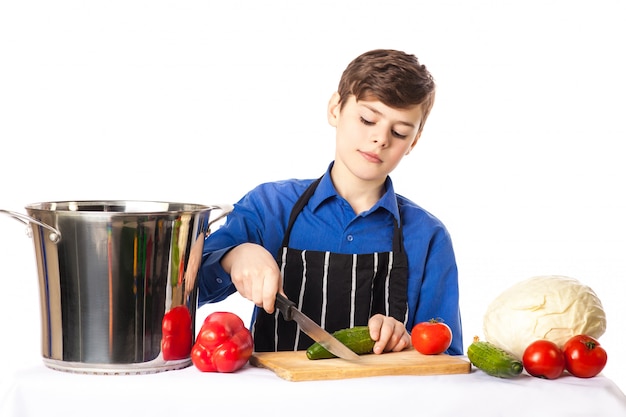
[249,349,470,381]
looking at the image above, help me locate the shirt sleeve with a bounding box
[406,224,464,356]
[196,245,238,304]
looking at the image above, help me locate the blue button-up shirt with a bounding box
[198,163,463,355]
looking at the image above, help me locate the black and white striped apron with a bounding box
[252,177,408,352]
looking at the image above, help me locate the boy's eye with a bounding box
[360,116,409,139]
[392,130,408,139]
[360,116,375,126]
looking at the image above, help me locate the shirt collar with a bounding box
[309,162,401,223]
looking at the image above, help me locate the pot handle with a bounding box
[184,203,234,300]
[206,203,234,231]
[0,209,62,243]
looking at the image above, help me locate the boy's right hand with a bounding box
[220,243,282,314]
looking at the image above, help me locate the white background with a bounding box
[1,0,624,393]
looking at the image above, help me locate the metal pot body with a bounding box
[9,201,228,374]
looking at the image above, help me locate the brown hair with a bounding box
[337,49,436,133]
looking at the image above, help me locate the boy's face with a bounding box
[328,93,423,184]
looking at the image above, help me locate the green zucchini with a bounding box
[467,336,523,378]
[306,326,375,360]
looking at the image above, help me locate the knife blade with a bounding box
[274,293,361,361]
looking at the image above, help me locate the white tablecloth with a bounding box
[1,359,625,417]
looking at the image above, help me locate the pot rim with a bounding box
[25,200,220,215]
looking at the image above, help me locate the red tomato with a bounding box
[522,340,565,379]
[411,319,452,355]
[562,334,607,378]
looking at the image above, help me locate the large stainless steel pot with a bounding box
[1,201,232,374]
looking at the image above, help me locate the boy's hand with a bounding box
[368,314,411,354]
[220,243,282,314]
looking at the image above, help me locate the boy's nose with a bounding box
[371,131,389,147]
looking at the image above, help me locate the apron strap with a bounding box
[280,176,322,248]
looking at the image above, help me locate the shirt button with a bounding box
[216,277,223,284]
[347,235,354,242]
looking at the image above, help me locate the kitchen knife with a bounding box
[274,293,361,361]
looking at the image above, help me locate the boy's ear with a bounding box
[327,92,341,127]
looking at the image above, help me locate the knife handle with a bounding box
[275,293,296,321]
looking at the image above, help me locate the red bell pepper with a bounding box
[161,305,193,361]
[191,311,253,373]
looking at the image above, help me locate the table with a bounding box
[2,360,625,417]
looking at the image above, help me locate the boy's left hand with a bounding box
[367,314,411,354]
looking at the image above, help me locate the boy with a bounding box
[196,49,463,355]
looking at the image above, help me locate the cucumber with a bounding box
[306,326,375,360]
[467,336,523,378]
